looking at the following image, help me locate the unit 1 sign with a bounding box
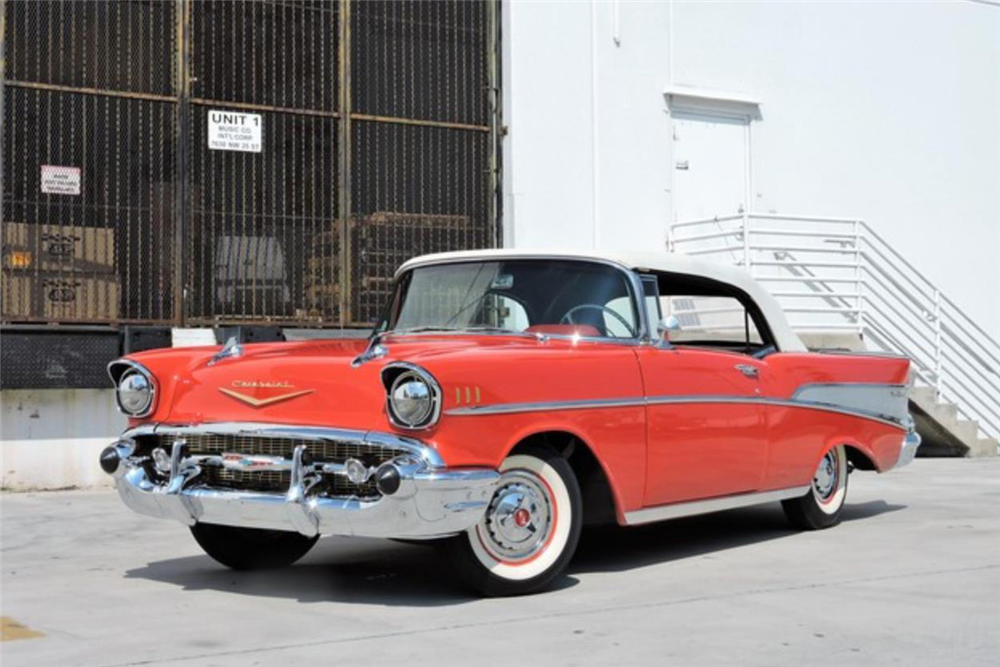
[208,111,262,153]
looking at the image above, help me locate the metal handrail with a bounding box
[669,212,1000,442]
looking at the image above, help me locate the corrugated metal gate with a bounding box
[1,0,499,328]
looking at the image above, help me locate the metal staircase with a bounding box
[669,212,999,457]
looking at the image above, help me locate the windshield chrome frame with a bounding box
[380,256,650,346]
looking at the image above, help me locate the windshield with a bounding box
[382,260,640,339]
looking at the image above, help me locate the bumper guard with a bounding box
[101,425,499,539]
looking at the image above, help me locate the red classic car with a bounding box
[100,250,920,595]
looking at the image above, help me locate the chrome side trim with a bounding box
[447,397,646,415]
[120,422,446,468]
[445,393,909,429]
[623,485,810,526]
[791,382,909,426]
[106,359,158,418]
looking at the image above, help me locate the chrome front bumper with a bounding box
[102,424,500,539]
[892,430,922,470]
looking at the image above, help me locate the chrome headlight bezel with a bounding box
[381,363,442,430]
[108,359,157,418]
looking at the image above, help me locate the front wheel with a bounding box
[782,445,849,530]
[443,446,582,596]
[190,523,319,570]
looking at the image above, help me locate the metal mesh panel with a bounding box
[186,106,339,324]
[351,0,488,126]
[2,85,177,323]
[347,0,492,326]
[2,0,497,329]
[186,0,340,325]
[349,122,489,325]
[4,0,176,96]
[192,0,339,112]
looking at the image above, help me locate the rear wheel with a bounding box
[782,445,848,530]
[443,446,582,596]
[190,523,318,570]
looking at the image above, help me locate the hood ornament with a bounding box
[352,334,389,367]
[209,337,243,366]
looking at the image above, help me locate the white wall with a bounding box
[1,389,125,489]
[503,0,672,254]
[503,0,1000,340]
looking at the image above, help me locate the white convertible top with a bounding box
[397,249,807,352]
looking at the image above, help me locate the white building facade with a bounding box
[501,0,1000,340]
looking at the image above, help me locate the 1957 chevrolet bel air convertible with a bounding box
[100,250,920,596]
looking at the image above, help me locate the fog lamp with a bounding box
[344,458,370,484]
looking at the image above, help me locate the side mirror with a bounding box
[657,315,681,340]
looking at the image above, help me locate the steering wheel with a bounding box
[560,304,636,338]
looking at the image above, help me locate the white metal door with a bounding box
[672,112,749,221]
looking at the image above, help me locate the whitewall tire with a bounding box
[444,446,582,596]
[782,444,849,530]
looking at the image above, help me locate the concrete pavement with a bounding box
[1,458,998,666]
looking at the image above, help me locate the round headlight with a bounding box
[390,374,433,426]
[118,371,153,416]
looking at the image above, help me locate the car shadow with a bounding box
[124,499,904,605]
[571,499,906,575]
[125,536,496,607]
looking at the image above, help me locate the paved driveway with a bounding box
[2,458,998,666]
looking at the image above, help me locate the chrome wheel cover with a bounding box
[478,470,553,562]
[813,450,840,501]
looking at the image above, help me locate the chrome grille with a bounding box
[153,433,408,465]
[139,433,407,497]
[202,468,291,494]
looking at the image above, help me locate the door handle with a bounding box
[735,364,759,379]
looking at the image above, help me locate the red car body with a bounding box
[101,250,919,594]
[123,335,909,522]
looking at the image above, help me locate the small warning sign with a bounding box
[208,110,263,153]
[40,165,81,195]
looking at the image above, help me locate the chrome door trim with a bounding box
[444,391,909,429]
[623,485,811,526]
[446,397,647,416]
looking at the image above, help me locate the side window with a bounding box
[653,272,772,353]
[603,296,639,338]
[662,295,763,347]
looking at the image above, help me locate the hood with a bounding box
[126,334,607,431]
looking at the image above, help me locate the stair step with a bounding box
[924,401,958,424]
[970,437,999,458]
[911,386,937,405]
[952,420,979,443]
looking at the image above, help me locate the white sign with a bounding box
[208,110,262,153]
[40,165,81,195]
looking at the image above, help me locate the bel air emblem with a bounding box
[218,380,314,408]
